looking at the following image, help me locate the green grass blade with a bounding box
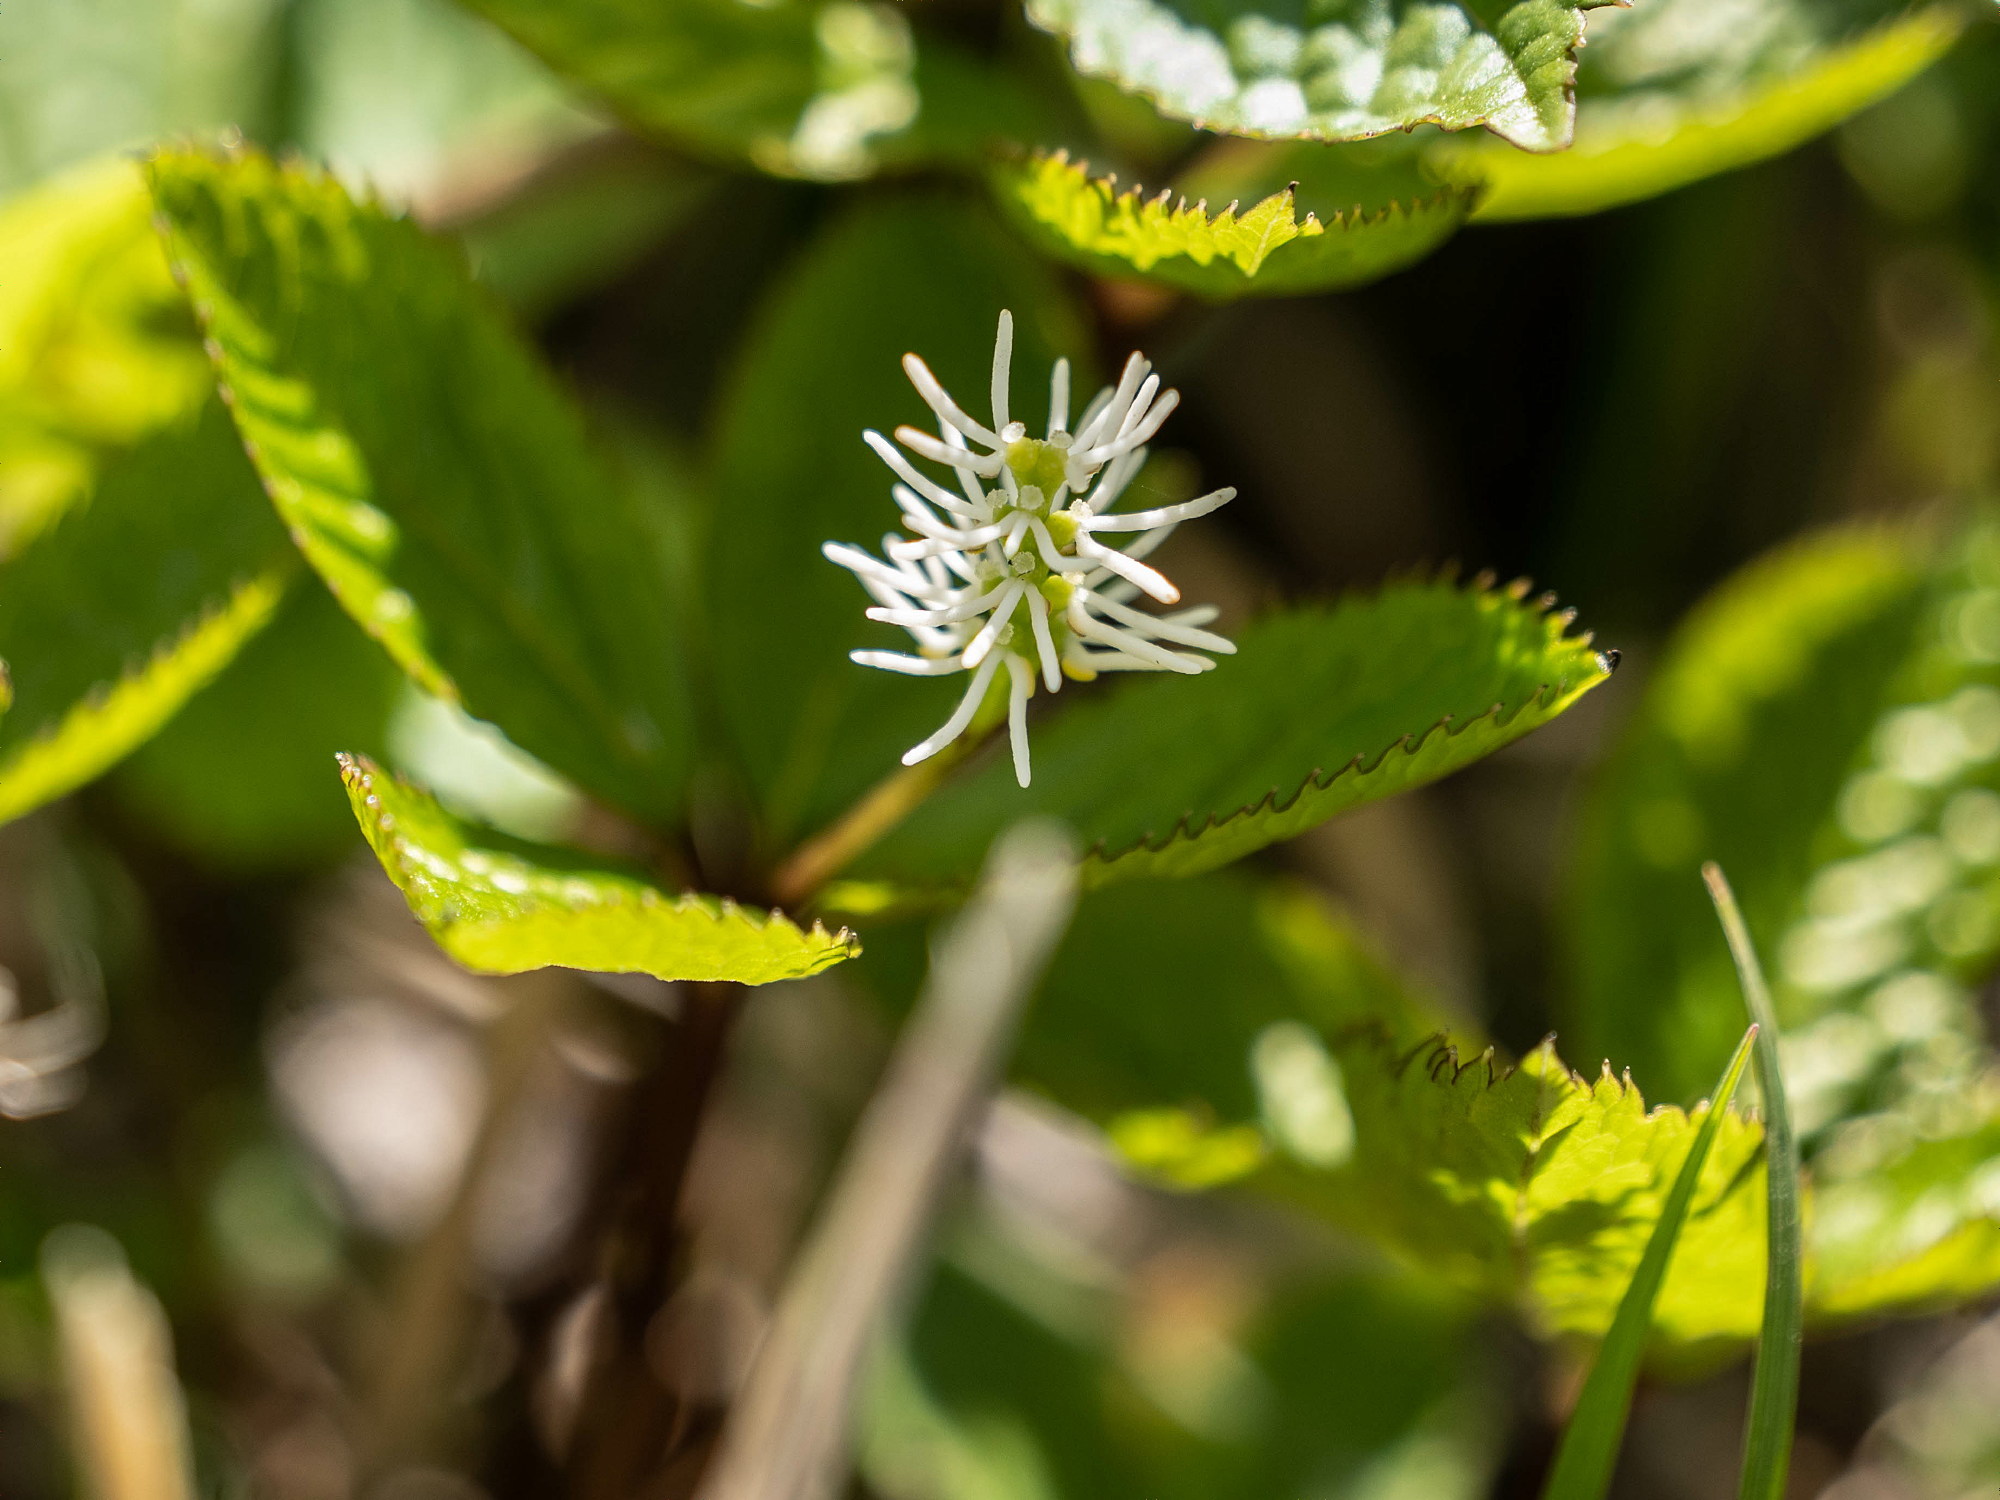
[1702,862,1803,1500]
[1541,1023,1759,1500]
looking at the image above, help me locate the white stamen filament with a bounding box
[1024,584,1061,690]
[1074,532,1181,604]
[867,431,984,517]
[903,354,1001,448]
[991,309,1013,434]
[896,424,1003,475]
[1005,653,1034,786]
[902,651,1003,765]
[1080,486,1235,532]
[850,651,966,675]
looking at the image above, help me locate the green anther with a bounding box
[1044,509,1079,550]
[1006,437,1068,497]
[1039,574,1074,610]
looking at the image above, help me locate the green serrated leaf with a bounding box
[992,149,1475,298]
[707,195,1091,844]
[0,400,292,827]
[1435,5,1964,220]
[1304,1027,1770,1351]
[0,157,212,556]
[1002,862,1988,1352]
[856,578,1611,894]
[1010,869,1770,1350]
[147,145,697,828]
[452,0,1052,181]
[340,753,860,984]
[1025,0,1620,153]
[1541,1025,1758,1500]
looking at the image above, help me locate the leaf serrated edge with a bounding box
[338,754,860,971]
[1003,149,1477,283]
[0,563,290,826]
[1083,576,1615,878]
[1349,1021,1735,1138]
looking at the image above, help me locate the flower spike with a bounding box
[825,311,1238,787]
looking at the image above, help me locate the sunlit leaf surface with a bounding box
[342,754,860,983]
[1025,0,1622,152]
[1571,516,2000,1326]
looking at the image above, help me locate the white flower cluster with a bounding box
[825,310,1237,787]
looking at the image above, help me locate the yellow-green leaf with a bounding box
[994,149,1474,298]
[0,157,212,556]
[342,754,860,984]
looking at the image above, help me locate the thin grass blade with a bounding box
[1702,862,1803,1500]
[1540,1022,1759,1500]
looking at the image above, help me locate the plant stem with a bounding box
[770,746,966,907]
[559,980,744,1500]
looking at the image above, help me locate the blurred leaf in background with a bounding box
[113,581,403,871]
[0,0,283,192]
[0,159,211,555]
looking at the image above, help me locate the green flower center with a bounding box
[1005,436,1070,498]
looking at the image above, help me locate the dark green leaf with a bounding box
[341,753,860,983]
[147,145,698,827]
[992,147,1476,298]
[1004,873,1431,1188]
[1025,0,1620,153]
[707,194,1090,845]
[0,400,292,827]
[856,578,1611,894]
